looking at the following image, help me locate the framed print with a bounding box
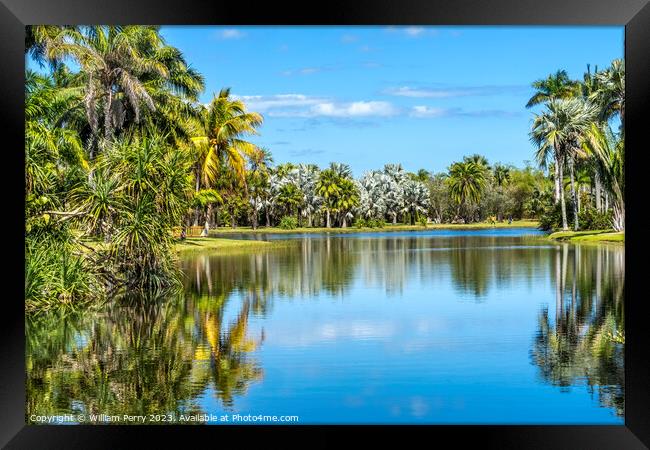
[2,0,649,448]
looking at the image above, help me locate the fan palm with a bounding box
[530,99,597,230]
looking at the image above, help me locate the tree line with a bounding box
[24,25,624,309]
[528,64,624,232]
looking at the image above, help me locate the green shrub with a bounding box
[538,200,576,231]
[418,216,428,227]
[354,218,366,228]
[279,216,298,230]
[579,206,613,231]
[363,218,386,228]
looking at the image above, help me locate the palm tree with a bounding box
[316,169,341,228]
[592,59,625,132]
[582,124,624,231]
[526,69,579,108]
[401,180,430,225]
[530,99,597,230]
[447,161,486,222]
[492,164,511,187]
[336,179,360,228]
[247,148,273,229]
[44,26,176,156]
[191,88,263,231]
[276,182,303,219]
[463,154,491,172]
[191,88,263,186]
[383,164,407,223]
[294,164,321,227]
[328,162,353,180]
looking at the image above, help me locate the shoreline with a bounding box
[547,230,624,244]
[207,220,540,236]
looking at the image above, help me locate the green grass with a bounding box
[174,237,288,253]
[548,230,624,243]
[209,220,540,236]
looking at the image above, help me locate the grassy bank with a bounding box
[209,220,540,236]
[174,237,288,253]
[548,230,624,243]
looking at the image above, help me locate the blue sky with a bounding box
[33,26,624,177]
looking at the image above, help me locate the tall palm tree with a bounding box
[276,182,303,219]
[336,179,360,228]
[530,99,597,230]
[401,179,430,225]
[447,161,486,222]
[526,69,579,108]
[247,148,273,229]
[316,169,341,228]
[463,154,491,172]
[191,88,263,187]
[592,59,625,132]
[190,88,263,230]
[44,26,173,156]
[492,164,511,187]
[582,124,624,231]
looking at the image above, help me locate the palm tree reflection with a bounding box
[531,243,624,417]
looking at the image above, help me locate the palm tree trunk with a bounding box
[568,157,579,231]
[558,160,568,231]
[326,209,331,228]
[553,161,561,204]
[103,88,113,141]
[612,184,624,231]
[204,203,213,235]
[251,199,258,230]
[265,208,271,227]
[193,174,200,226]
[594,170,602,212]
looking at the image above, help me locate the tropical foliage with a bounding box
[25,24,624,310]
[528,60,625,232]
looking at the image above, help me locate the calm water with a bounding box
[26,228,625,424]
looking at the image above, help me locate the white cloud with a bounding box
[386,86,459,98]
[234,94,326,113]
[385,84,529,98]
[410,106,447,118]
[405,26,426,36]
[238,94,399,118]
[309,101,398,118]
[217,29,245,40]
[410,105,521,119]
[385,26,438,37]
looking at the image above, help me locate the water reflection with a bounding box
[26,293,262,420]
[531,243,624,417]
[26,232,625,423]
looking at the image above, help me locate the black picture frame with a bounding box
[2,0,649,448]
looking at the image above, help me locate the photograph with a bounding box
[24,25,626,426]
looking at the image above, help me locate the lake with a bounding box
[26,228,625,424]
